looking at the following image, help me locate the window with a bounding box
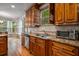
[40,8,49,25]
[0,20,7,32]
[12,21,17,32]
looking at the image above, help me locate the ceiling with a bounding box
[0,3,33,19]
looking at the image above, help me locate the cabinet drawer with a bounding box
[52,42,78,56]
[53,49,63,56]
[53,42,76,52]
[52,46,76,56]
[52,47,73,56]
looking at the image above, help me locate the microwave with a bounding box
[56,30,79,41]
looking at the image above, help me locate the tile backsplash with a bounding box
[33,25,79,32]
[25,24,79,36]
[56,25,79,31]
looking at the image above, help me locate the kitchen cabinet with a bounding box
[55,3,65,25]
[25,3,79,26]
[25,9,32,27]
[55,3,79,25]
[25,4,40,27]
[29,36,79,56]
[47,40,52,56]
[35,38,46,56]
[29,36,36,55]
[65,3,78,23]
[0,35,8,56]
[29,36,48,56]
[32,4,40,25]
[48,41,79,56]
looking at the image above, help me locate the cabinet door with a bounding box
[65,3,78,23]
[32,5,39,25]
[40,46,45,56]
[55,3,65,25]
[35,44,40,56]
[29,42,33,53]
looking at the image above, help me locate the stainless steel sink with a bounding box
[35,34,51,39]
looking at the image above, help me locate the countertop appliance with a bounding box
[56,30,79,41]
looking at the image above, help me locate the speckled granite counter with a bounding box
[0,34,8,36]
[30,34,79,47]
[50,38,79,47]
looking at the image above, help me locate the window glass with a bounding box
[41,8,49,25]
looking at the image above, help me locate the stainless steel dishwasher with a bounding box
[25,33,30,49]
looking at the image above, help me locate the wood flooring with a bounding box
[16,46,32,56]
[8,35,32,56]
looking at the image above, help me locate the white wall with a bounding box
[17,16,25,35]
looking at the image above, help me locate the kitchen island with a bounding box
[0,33,8,56]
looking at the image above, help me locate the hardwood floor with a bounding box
[8,35,32,56]
[16,46,32,56]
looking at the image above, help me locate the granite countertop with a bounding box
[50,38,79,47]
[30,34,52,40]
[30,34,79,47]
[0,34,8,36]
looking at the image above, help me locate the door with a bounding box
[55,3,65,25]
[65,3,78,23]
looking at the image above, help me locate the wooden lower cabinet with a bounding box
[29,36,48,56]
[29,36,79,56]
[0,36,8,56]
[35,45,45,56]
[48,41,79,56]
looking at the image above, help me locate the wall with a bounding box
[17,16,25,35]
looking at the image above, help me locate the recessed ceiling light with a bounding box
[11,5,15,8]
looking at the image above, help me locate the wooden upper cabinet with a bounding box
[55,4,65,25]
[25,10,31,27]
[25,4,40,27]
[32,5,39,25]
[65,3,78,23]
[55,3,78,25]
